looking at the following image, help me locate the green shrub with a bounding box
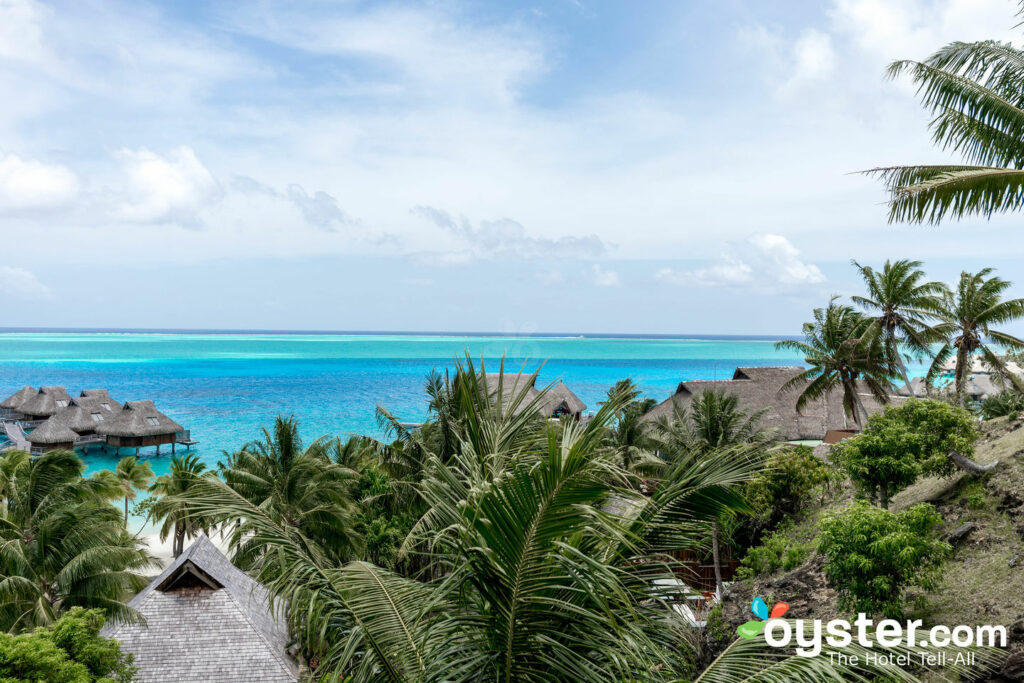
[818,502,949,618]
[831,399,977,508]
[0,608,135,682]
[745,446,835,524]
[980,390,1024,420]
[736,529,813,579]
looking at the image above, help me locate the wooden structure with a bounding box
[95,400,185,454]
[101,535,298,682]
[26,417,78,454]
[17,386,72,420]
[0,385,35,420]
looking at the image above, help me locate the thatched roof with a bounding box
[101,535,297,682]
[643,366,897,441]
[26,417,79,444]
[80,389,113,400]
[1,386,35,410]
[52,396,122,434]
[95,400,183,437]
[18,386,71,418]
[478,373,587,418]
[538,381,587,416]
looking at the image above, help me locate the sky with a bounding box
[2,0,1024,335]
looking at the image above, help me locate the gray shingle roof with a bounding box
[102,535,297,683]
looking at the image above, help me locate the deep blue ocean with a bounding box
[0,331,841,479]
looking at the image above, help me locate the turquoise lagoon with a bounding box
[1,331,853,479]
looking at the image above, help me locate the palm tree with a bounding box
[0,450,153,631]
[112,456,154,526]
[928,268,1024,407]
[776,298,895,427]
[219,416,361,569]
[851,259,946,396]
[149,453,216,558]
[162,360,979,681]
[603,379,657,472]
[652,390,774,595]
[866,33,1024,224]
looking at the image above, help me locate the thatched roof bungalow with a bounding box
[479,373,588,420]
[52,395,122,436]
[642,366,896,441]
[101,535,298,682]
[96,400,184,450]
[26,417,79,452]
[0,386,35,418]
[18,386,72,420]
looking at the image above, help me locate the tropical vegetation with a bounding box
[819,502,949,618]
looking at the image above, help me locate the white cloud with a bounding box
[589,264,621,287]
[411,206,606,265]
[113,146,222,225]
[657,234,824,291]
[0,266,51,299]
[0,152,78,211]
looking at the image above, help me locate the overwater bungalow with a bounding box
[25,417,79,454]
[18,386,72,421]
[0,385,35,419]
[52,395,123,440]
[95,400,187,454]
[101,535,298,682]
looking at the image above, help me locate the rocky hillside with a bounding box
[714,415,1024,681]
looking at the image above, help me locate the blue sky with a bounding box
[2,0,1024,334]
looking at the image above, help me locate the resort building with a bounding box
[101,535,299,683]
[25,417,79,453]
[95,400,190,454]
[480,373,588,420]
[643,366,895,441]
[0,386,195,455]
[17,386,72,421]
[0,385,35,420]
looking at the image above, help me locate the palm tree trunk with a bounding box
[711,522,723,597]
[124,497,129,526]
[956,346,969,407]
[893,341,915,398]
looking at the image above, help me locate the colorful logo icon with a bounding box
[737,596,789,639]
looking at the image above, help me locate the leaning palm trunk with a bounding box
[890,332,916,398]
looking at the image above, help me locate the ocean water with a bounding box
[0,332,818,479]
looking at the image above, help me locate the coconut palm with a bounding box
[219,416,361,569]
[928,268,1024,407]
[867,35,1024,224]
[163,361,979,682]
[149,453,217,558]
[603,379,657,472]
[0,450,153,632]
[112,456,154,526]
[776,298,895,427]
[651,390,774,595]
[851,259,946,396]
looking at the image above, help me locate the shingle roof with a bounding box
[26,417,79,444]
[102,535,297,683]
[0,386,35,410]
[95,400,183,437]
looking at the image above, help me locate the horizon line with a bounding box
[0,326,796,340]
